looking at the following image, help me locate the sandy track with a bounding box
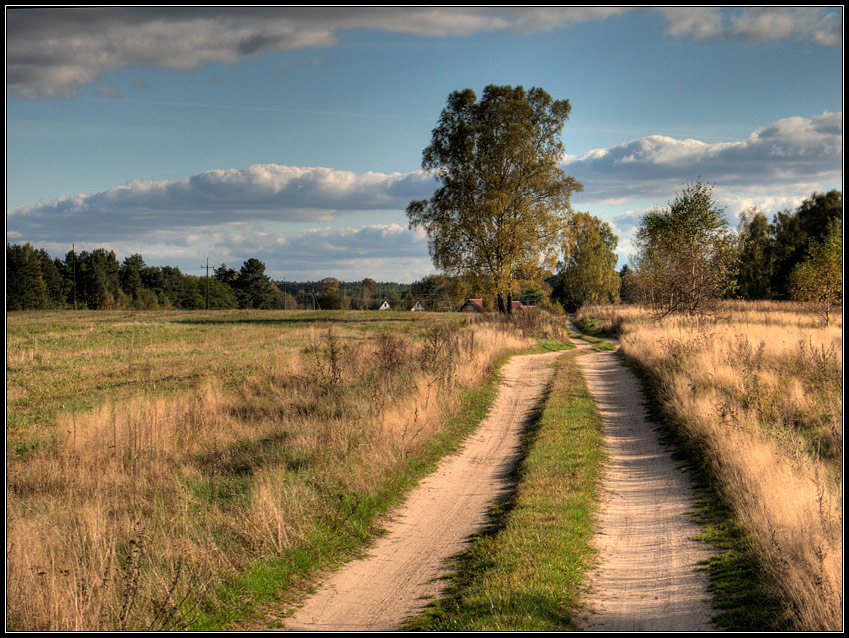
[569,322,716,631]
[281,350,564,631]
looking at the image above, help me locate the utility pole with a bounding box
[72,243,77,311]
[200,257,211,309]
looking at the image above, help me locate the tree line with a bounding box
[4,244,554,313]
[7,187,840,315]
[619,184,842,322]
[6,248,280,311]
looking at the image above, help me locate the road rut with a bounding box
[570,321,716,631]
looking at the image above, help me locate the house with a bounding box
[410,301,425,312]
[378,301,392,311]
[460,298,486,313]
[512,301,535,311]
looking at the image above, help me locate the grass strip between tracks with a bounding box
[406,349,604,631]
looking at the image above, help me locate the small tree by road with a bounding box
[632,180,737,316]
[789,219,842,326]
[555,212,620,312]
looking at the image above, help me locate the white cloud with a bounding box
[565,112,842,205]
[8,164,437,241]
[662,7,842,47]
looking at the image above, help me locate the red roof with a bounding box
[461,298,486,312]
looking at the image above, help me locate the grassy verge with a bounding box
[405,351,604,631]
[190,366,508,630]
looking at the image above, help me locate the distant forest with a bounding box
[6,190,842,313]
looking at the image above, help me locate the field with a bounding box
[6,309,570,631]
[575,301,843,631]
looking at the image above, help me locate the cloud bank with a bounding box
[565,111,842,205]
[8,112,841,281]
[662,7,842,47]
[7,7,840,98]
[9,165,437,242]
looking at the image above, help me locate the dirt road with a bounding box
[282,350,565,631]
[569,321,716,631]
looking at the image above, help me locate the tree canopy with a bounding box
[406,84,582,313]
[632,180,737,315]
[555,212,620,312]
[789,218,842,325]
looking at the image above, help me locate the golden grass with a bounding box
[6,310,546,631]
[576,301,843,631]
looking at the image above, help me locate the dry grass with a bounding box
[576,301,843,631]
[6,310,541,631]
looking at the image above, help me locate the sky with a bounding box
[5,6,844,283]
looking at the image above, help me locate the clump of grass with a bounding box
[406,351,604,631]
[576,301,843,631]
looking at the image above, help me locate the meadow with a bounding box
[6,309,570,631]
[575,301,843,631]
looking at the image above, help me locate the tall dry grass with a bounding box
[6,312,540,631]
[576,301,843,630]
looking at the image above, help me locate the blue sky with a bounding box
[6,7,843,282]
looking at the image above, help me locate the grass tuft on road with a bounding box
[406,351,604,631]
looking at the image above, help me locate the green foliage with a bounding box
[789,219,842,325]
[236,258,285,309]
[555,212,620,312]
[407,84,582,313]
[632,180,737,315]
[7,243,50,311]
[735,208,775,299]
[734,190,843,300]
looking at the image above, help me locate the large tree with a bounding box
[406,85,582,313]
[632,180,737,316]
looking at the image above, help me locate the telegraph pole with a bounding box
[200,257,211,309]
[72,243,77,311]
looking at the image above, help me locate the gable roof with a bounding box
[460,298,486,313]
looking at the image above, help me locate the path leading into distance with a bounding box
[281,349,565,631]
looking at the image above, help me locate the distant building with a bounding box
[460,298,486,313]
[411,301,425,312]
[512,301,534,311]
[378,300,392,311]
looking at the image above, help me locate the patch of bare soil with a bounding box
[280,350,564,631]
[569,320,716,631]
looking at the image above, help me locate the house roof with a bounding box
[461,298,486,312]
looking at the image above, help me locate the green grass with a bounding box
[529,337,576,353]
[405,351,605,631]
